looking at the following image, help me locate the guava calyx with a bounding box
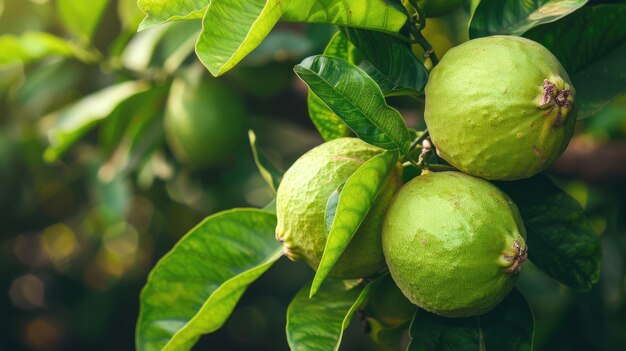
[278,235,302,261]
[503,241,528,274]
[539,78,574,127]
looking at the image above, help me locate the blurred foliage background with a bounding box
[0,0,625,350]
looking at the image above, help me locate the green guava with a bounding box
[382,171,527,317]
[365,275,416,328]
[276,138,402,278]
[417,0,464,17]
[412,6,470,69]
[424,36,576,180]
[164,66,245,168]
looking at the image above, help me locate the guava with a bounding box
[276,138,402,278]
[424,36,576,180]
[164,66,245,168]
[417,0,464,17]
[382,171,527,317]
[412,6,469,68]
[365,275,416,328]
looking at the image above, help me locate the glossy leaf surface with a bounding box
[311,150,398,296]
[196,0,289,76]
[470,0,587,38]
[295,55,411,152]
[136,209,282,351]
[407,289,534,351]
[287,279,373,351]
[282,0,407,32]
[342,27,428,96]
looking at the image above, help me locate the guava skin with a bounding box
[424,36,576,180]
[418,0,464,17]
[276,138,402,279]
[382,171,527,318]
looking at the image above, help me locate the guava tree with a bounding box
[125,0,625,350]
[2,0,623,350]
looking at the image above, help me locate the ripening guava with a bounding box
[276,138,402,279]
[417,0,464,17]
[382,171,527,317]
[424,36,576,180]
[164,66,245,168]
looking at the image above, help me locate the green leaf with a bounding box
[248,130,283,194]
[0,32,76,65]
[195,0,291,77]
[308,92,352,141]
[282,0,407,32]
[286,279,374,351]
[138,0,207,30]
[136,209,282,351]
[57,0,110,42]
[573,43,626,120]
[295,55,411,152]
[118,0,145,30]
[523,5,626,119]
[121,25,171,72]
[324,185,342,236]
[341,28,428,96]
[122,21,200,73]
[497,175,602,290]
[407,289,534,351]
[307,32,355,141]
[99,87,167,180]
[43,80,150,162]
[311,150,399,296]
[469,0,588,38]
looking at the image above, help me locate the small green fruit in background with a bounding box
[276,138,402,279]
[382,172,527,317]
[164,65,245,168]
[417,0,464,17]
[424,36,576,180]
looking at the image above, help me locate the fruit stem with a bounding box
[403,0,439,66]
[404,154,421,169]
[403,129,430,169]
[409,129,429,152]
[409,26,439,66]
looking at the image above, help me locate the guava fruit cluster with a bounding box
[277,35,574,319]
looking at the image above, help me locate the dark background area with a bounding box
[1,0,625,350]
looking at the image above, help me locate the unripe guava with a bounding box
[417,0,464,17]
[164,66,245,168]
[276,138,402,278]
[365,275,416,328]
[424,36,576,180]
[382,171,527,317]
[412,6,469,69]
